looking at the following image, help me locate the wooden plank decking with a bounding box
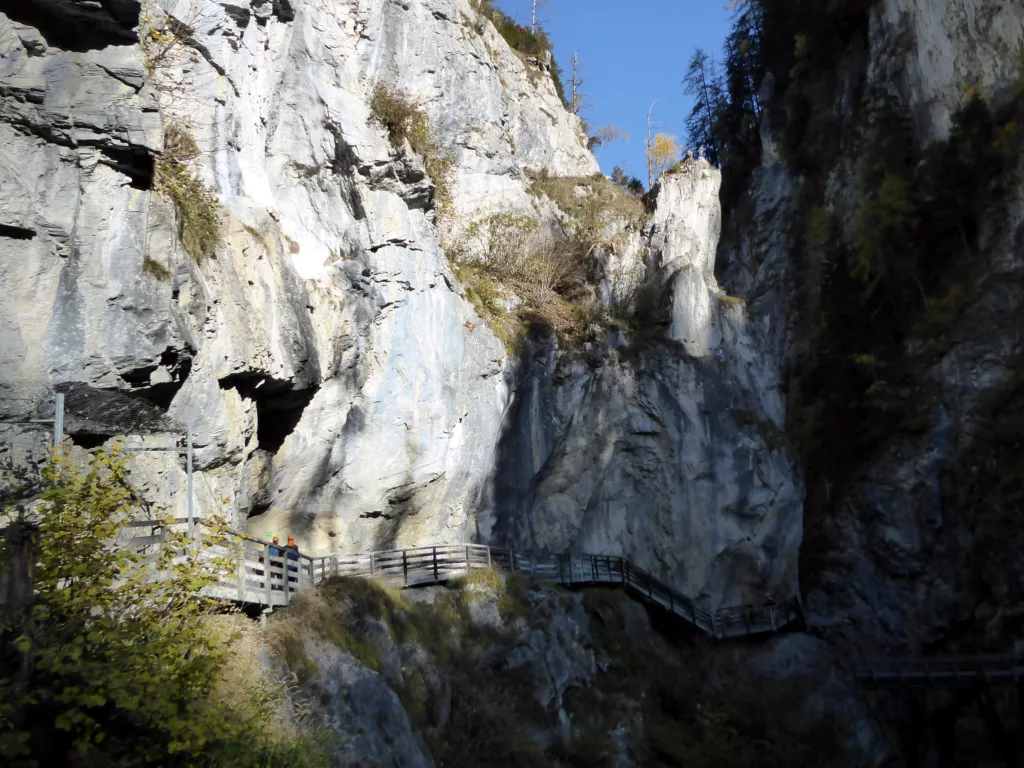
[123,520,803,640]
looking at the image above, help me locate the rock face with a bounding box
[486,163,801,609]
[873,0,1024,141]
[717,0,1024,658]
[0,0,799,607]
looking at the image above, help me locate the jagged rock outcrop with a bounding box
[0,0,799,608]
[485,162,801,609]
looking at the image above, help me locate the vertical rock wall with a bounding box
[0,0,802,605]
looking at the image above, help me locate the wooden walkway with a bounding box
[857,656,1024,689]
[126,519,803,641]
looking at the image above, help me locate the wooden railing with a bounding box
[125,520,801,640]
[857,656,1024,689]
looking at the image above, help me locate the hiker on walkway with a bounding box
[258,536,284,576]
[285,535,300,577]
[269,536,284,568]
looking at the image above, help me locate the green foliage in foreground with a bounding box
[0,447,329,767]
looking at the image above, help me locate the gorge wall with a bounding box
[0,0,799,611]
[716,0,1024,660]
[4,0,1023,763]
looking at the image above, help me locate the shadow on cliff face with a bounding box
[219,372,317,455]
[0,0,141,50]
[55,381,174,448]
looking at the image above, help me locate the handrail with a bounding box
[123,518,801,639]
[856,655,1024,689]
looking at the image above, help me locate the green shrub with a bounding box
[155,124,221,262]
[0,446,328,767]
[528,174,649,256]
[852,172,917,298]
[369,83,454,220]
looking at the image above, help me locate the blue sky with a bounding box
[493,0,734,183]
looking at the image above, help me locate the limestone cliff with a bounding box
[0,0,800,609]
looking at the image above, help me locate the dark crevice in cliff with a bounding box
[271,0,295,23]
[0,0,141,51]
[0,224,36,241]
[218,373,316,454]
[121,348,194,411]
[56,381,172,445]
[96,145,155,190]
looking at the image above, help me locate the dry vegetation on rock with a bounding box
[370,83,455,221]
[155,124,221,262]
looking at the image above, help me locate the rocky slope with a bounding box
[0,0,800,610]
[266,572,854,768]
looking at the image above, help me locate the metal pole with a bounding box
[186,429,194,540]
[53,393,64,450]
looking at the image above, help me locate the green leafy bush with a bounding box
[155,124,221,262]
[0,446,329,767]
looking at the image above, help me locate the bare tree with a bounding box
[531,0,550,33]
[646,100,659,189]
[570,52,585,115]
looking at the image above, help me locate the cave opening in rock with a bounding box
[219,373,316,455]
[99,146,155,191]
[68,432,114,450]
[121,348,193,412]
[0,0,141,50]
[0,224,37,240]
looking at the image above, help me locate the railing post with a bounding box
[186,428,194,541]
[53,392,64,451]
[282,558,290,604]
[236,542,246,602]
[403,550,408,586]
[510,549,516,573]
[263,543,272,606]
[486,546,492,568]
[433,547,439,583]
[334,555,339,578]
[466,544,471,573]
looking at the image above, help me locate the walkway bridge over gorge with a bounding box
[128,518,804,641]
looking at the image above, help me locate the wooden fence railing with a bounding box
[124,519,801,640]
[857,656,1024,689]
